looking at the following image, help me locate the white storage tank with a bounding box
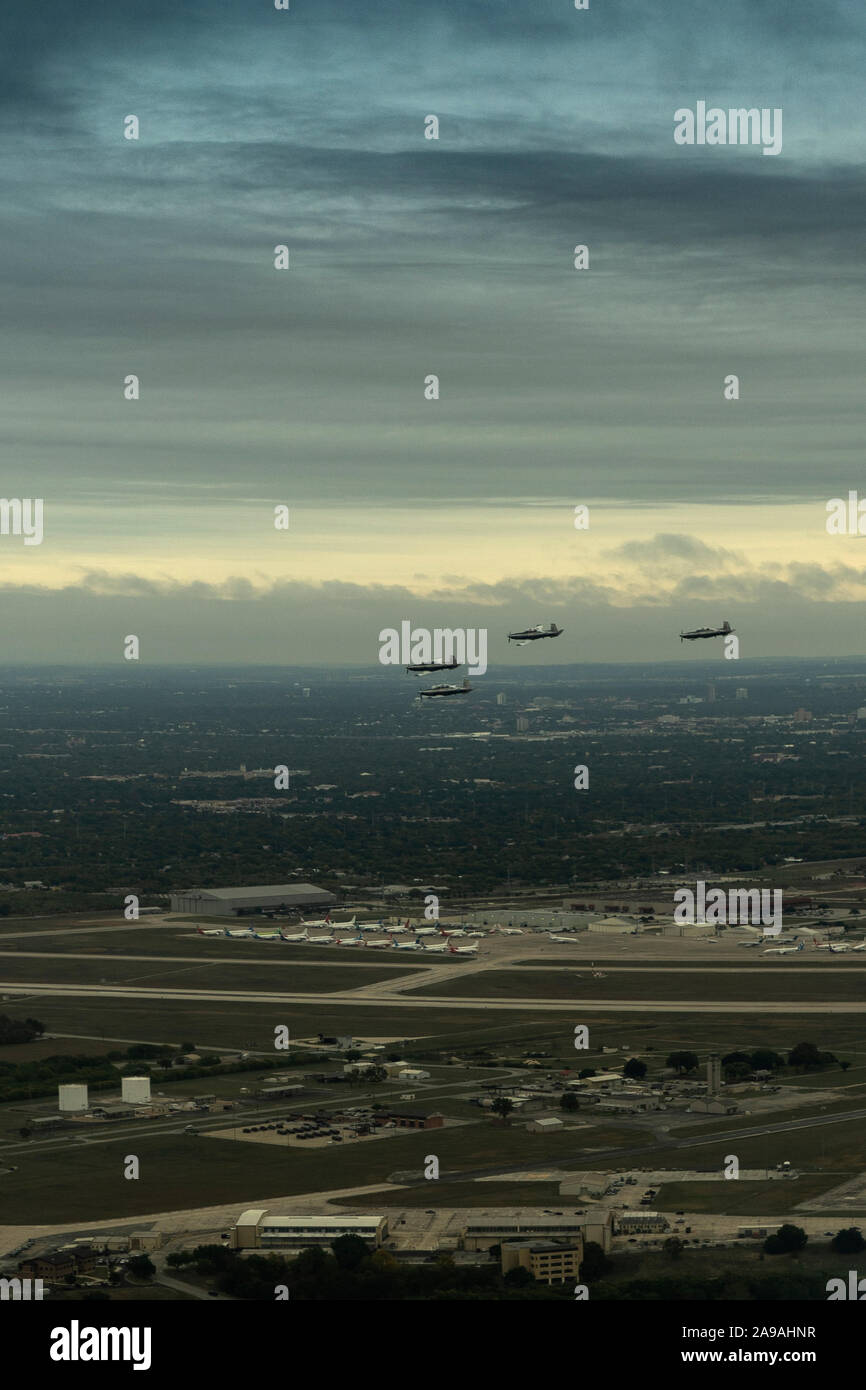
[58,1083,88,1112]
[122,1076,151,1104]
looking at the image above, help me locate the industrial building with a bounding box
[500,1237,583,1284]
[230,1210,388,1250]
[169,883,336,916]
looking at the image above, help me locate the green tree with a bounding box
[787,1042,822,1071]
[126,1254,156,1280]
[503,1266,534,1287]
[663,1236,685,1260]
[492,1097,514,1122]
[831,1228,866,1254]
[623,1057,647,1080]
[764,1224,807,1255]
[166,1250,194,1268]
[666,1051,699,1073]
[580,1241,609,1281]
[750,1049,783,1071]
[559,1092,580,1112]
[331,1234,370,1271]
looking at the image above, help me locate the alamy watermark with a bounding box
[379,622,487,675]
[674,881,782,934]
[674,103,782,156]
[0,498,43,545]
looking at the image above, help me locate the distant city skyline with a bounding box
[2,0,864,661]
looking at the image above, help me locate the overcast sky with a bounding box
[1,0,864,664]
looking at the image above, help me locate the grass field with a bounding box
[653,1176,842,1216]
[0,928,422,966]
[615,1115,866,1178]
[0,1118,643,1223]
[0,956,419,993]
[2,995,865,1063]
[409,969,866,1004]
[331,1181,566,1209]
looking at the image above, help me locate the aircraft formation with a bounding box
[408,615,739,698]
[409,621,563,699]
[196,915,481,955]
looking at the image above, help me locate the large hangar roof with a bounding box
[188,884,332,901]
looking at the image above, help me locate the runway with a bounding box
[2,979,866,1013]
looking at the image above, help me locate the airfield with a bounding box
[3,905,866,1250]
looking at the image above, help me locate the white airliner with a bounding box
[851,941,866,952]
[423,939,452,953]
[359,920,386,932]
[196,927,224,938]
[306,933,334,945]
[498,927,524,935]
[737,939,763,948]
[550,934,578,944]
[439,928,466,938]
[763,940,805,956]
[364,938,392,949]
[301,911,332,928]
[251,928,281,940]
[335,934,364,946]
[829,942,853,953]
[414,925,438,937]
[279,927,308,942]
[448,941,479,956]
[390,936,420,950]
[224,927,255,939]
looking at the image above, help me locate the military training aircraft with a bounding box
[679,620,734,642]
[507,622,563,646]
[417,678,473,700]
[406,657,460,674]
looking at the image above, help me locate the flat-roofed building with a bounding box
[501,1237,583,1285]
[615,1211,669,1234]
[460,1212,612,1253]
[230,1210,388,1250]
[526,1115,564,1133]
[170,884,336,916]
[374,1110,444,1130]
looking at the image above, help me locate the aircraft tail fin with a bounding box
[722,620,732,633]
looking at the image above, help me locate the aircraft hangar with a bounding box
[169,883,336,916]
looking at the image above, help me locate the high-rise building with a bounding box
[735,687,748,701]
[516,716,529,732]
[496,693,506,706]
